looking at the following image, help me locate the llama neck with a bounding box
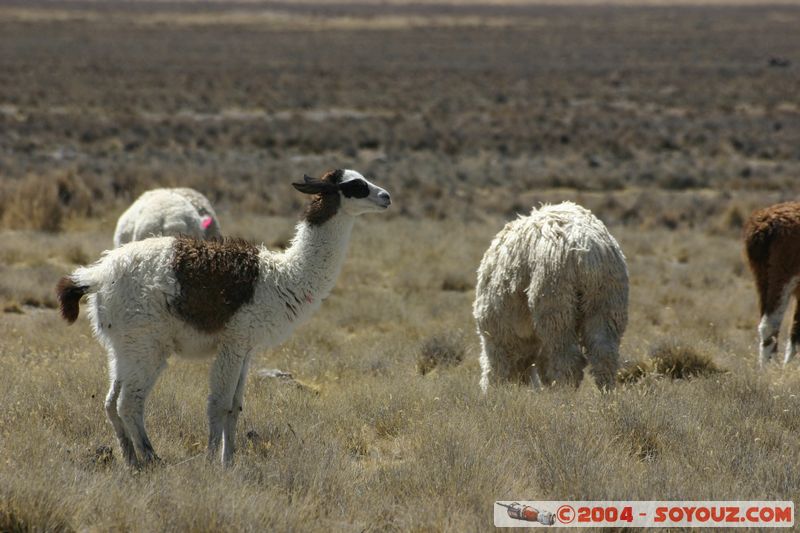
[279,213,356,300]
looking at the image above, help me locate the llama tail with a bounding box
[744,222,773,266]
[56,276,89,323]
[56,257,110,324]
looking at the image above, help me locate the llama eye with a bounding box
[340,179,370,199]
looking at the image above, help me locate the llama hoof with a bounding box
[137,457,163,471]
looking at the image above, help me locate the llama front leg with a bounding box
[207,346,247,466]
[222,354,252,466]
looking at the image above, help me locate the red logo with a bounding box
[557,505,576,524]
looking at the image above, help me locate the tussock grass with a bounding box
[619,340,726,384]
[416,332,467,375]
[0,173,98,232]
[648,340,726,379]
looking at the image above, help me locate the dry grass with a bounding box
[2,216,800,531]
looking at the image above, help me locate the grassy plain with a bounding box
[1,1,800,531]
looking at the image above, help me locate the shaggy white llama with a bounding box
[473,202,628,392]
[743,201,800,366]
[57,170,391,467]
[113,187,221,247]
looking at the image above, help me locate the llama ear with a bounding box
[292,182,322,194]
[293,179,338,195]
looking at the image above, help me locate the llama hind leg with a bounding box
[530,302,585,388]
[104,374,137,466]
[581,316,621,391]
[784,296,800,366]
[759,313,781,367]
[527,277,585,387]
[478,334,491,393]
[478,331,533,393]
[115,348,166,466]
[758,300,785,367]
[535,318,585,388]
[478,333,508,393]
[758,273,799,367]
[539,337,585,388]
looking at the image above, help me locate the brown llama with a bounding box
[743,202,800,367]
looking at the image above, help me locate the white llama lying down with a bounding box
[113,187,221,247]
[57,170,391,467]
[473,201,628,392]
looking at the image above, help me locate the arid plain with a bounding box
[1,1,800,530]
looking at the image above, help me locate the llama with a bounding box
[473,202,628,392]
[743,201,800,367]
[113,187,221,247]
[57,170,391,467]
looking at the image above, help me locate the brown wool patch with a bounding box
[303,169,344,226]
[170,237,260,333]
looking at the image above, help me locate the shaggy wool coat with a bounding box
[474,202,628,391]
[114,187,221,247]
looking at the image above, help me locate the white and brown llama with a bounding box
[57,170,391,467]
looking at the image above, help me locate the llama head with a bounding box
[293,169,391,224]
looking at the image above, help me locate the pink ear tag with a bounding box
[201,216,213,230]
